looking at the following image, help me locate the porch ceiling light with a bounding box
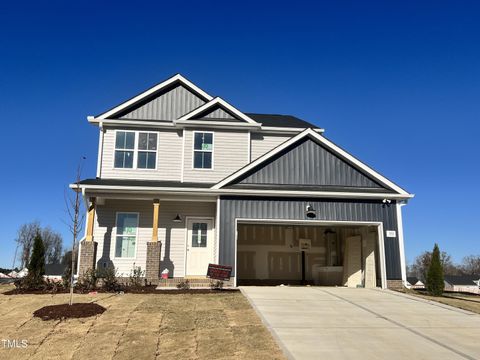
[173,214,182,223]
[305,204,317,219]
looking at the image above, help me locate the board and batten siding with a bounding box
[118,83,206,120]
[218,197,402,280]
[250,133,292,161]
[93,199,216,277]
[182,129,250,183]
[100,128,183,181]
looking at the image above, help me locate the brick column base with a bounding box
[79,241,97,276]
[387,279,404,290]
[146,242,162,285]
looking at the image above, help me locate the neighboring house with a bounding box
[73,74,413,289]
[9,268,28,278]
[406,276,425,289]
[44,263,67,282]
[444,275,480,294]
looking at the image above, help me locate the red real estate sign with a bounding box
[207,264,232,281]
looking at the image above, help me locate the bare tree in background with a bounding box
[461,255,480,275]
[42,227,63,264]
[15,221,41,268]
[410,250,461,281]
[64,157,86,305]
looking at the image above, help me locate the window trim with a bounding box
[113,212,140,260]
[113,130,159,170]
[192,130,214,170]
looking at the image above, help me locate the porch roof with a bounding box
[78,178,215,188]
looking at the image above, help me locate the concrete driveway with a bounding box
[241,286,480,360]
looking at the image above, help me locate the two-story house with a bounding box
[74,74,413,289]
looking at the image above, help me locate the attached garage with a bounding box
[236,221,384,288]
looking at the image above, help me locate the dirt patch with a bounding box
[33,303,106,321]
[155,288,240,295]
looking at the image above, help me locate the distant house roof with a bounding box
[246,113,317,129]
[444,275,480,286]
[407,276,421,285]
[0,272,10,278]
[45,263,67,276]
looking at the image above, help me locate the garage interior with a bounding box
[237,222,382,287]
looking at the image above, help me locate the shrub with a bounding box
[97,266,120,291]
[27,232,46,286]
[176,280,190,290]
[76,268,98,292]
[128,265,145,288]
[210,280,224,290]
[427,243,445,296]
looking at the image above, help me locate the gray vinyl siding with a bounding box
[182,129,250,183]
[250,133,292,161]
[119,84,206,120]
[239,138,385,189]
[94,199,216,277]
[218,197,401,280]
[100,128,182,181]
[200,107,235,119]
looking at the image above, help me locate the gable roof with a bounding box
[246,113,318,129]
[93,74,213,120]
[212,128,412,197]
[176,97,259,125]
[407,276,421,285]
[444,275,480,286]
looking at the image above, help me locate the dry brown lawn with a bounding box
[406,290,480,315]
[0,285,285,360]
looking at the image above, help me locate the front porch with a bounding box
[78,195,219,285]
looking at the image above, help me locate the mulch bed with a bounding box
[33,303,106,321]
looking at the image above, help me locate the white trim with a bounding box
[212,128,412,196]
[96,124,104,178]
[234,218,388,289]
[113,212,140,260]
[184,216,215,276]
[176,97,259,124]
[215,196,221,263]
[88,118,177,128]
[180,128,185,182]
[247,131,251,163]
[112,130,159,170]
[192,130,214,170]
[396,202,407,285]
[93,74,213,120]
[174,120,261,129]
[73,183,414,200]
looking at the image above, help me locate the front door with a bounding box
[186,218,214,276]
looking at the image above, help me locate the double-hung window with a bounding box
[114,131,158,169]
[193,132,213,169]
[115,213,138,258]
[137,132,157,169]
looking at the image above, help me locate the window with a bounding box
[137,132,157,169]
[115,213,138,258]
[114,131,135,168]
[114,131,157,169]
[193,132,213,169]
[191,222,208,247]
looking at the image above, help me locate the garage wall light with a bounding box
[305,204,317,219]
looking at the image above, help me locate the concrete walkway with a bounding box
[241,286,480,360]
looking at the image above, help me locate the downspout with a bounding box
[396,201,407,287]
[96,122,104,178]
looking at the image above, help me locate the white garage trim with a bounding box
[233,218,388,289]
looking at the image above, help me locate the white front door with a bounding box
[186,218,214,276]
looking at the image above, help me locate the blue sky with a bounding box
[0,1,479,268]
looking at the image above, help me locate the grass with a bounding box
[405,289,480,315]
[0,284,285,360]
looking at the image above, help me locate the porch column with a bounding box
[79,197,97,276]
[146,199,162,284]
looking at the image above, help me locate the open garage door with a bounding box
[236,222,384,288]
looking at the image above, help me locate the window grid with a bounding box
[114,131,158,170]
[193,131,213,169]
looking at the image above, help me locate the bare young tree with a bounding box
[461,255,480,275]
[42,226,63,264]
[64,157,86,305]
[15,221,41,268]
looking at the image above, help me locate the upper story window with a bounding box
[193,131,213,169]
[114,131,158,169]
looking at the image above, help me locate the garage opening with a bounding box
[236,222,383,288]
